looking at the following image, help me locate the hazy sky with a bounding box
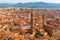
[0,0,60,3]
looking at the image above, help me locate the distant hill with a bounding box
[0,2,60,8]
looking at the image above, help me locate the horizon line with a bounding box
[0,2,60,4]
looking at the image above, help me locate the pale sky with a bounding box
[0,0,60,3]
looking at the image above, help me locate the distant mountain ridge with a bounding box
[0,2,60,8]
